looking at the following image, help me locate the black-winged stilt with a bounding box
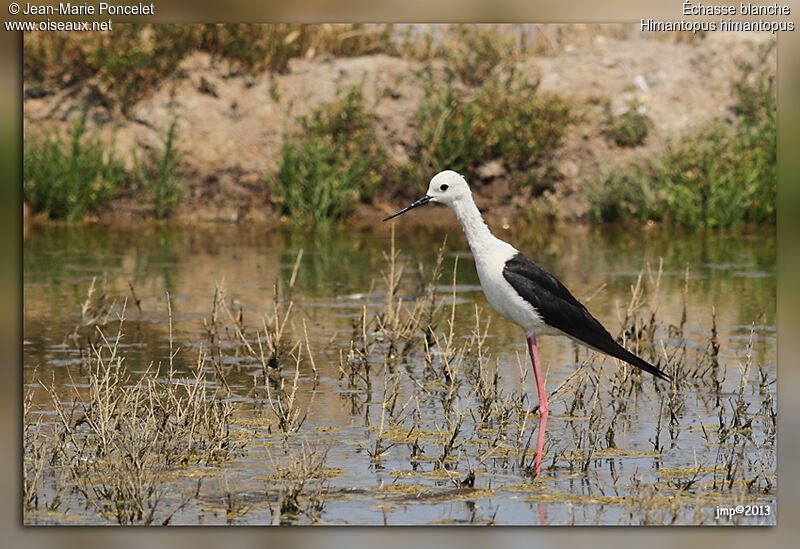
[384,170,670,476]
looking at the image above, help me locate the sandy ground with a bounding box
[23,31,773,225]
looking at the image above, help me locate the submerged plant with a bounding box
[23,226,775,525]
[30,302,238,525]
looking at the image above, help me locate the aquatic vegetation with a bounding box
[27,302,239,524]
[266,443,329,524]
[23,229,775,525]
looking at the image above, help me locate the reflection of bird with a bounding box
[384,170,670,476]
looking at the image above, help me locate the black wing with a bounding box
[502,253,669,381]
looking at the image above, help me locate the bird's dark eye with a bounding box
[440,184,449,191]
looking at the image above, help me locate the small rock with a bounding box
[198,77,218,97]
[476,160,506,180]
[240,173,261,186]
[561,160,579,179]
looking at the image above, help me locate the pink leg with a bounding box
[527,334,549,477]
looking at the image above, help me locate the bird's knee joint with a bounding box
[539,403,550,416]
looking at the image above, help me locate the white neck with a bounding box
[451,196,498,256]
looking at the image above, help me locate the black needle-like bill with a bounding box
[383,195,431,221]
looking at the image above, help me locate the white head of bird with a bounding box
[426,170,472,206]
[383,170,500,258]
[383,170,476,221]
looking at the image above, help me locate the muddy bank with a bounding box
[23,31,773,225]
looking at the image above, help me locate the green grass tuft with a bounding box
[474,73,571,191]
[415,76,481,178]
[268,86,387,227]
[602,98,652,148]
[134,115,184,220]
[588,43,775,228]
[415,72,572,192]
[24,112,124,220]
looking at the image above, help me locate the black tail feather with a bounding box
[598,339,671,381]
[502,255,671,381]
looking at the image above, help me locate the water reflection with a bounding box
[23,221,776,419]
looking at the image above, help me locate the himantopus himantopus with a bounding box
[384,170,670,476]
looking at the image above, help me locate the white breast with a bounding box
[446,193,557,338]
[470,237,554,337]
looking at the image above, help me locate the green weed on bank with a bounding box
[602,98,652,148]
[24,112,124,221]
[134,115,183,220]
[25,112,185,221]
[24,24,397,113]
[268,86,387,227]
[415,72,571,193]
[588,43,775,228]
[589,117,775,228]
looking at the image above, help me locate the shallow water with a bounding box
[23,221,776,525]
